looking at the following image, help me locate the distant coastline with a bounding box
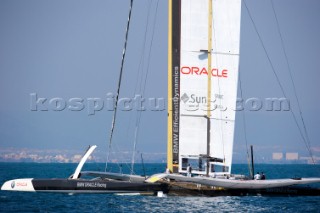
[0,147,319,164]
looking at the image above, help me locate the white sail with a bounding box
[178,0,241,175]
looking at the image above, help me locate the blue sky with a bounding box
[0,0,319,161]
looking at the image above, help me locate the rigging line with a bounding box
[270,0,315,164]
[211,4,226,163]
[113,138,133,172]
[131,0,160,172]
[126,0,153,175]
[243,1,315,163]
[117,150,135,174]
[131,0,160,171]
[106,0,134,172]
[130,1,152,174]
[141,0,159,96]
[106,114,136,174]
[106,142,128,172]
[131,126,139,174]
[238,70,252,177]
[134,0,153,95]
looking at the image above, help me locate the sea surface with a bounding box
[0,163,319,213]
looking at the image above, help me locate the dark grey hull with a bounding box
[32,179,169,194]
[166,181,320,196]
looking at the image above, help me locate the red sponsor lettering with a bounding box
[181,66,191,74]
[181,66,228,78]
[221,69,228,78]
[192,67,199,74]
[16,182,27,187]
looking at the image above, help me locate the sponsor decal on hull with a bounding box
[76,182,107,188]
[1,179,35,192]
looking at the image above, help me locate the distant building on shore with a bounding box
[286,153,299,160]
[272,152,299,161]
[272,153,283,160]
[300,157,320,164]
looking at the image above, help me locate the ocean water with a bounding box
[0,163,319,213]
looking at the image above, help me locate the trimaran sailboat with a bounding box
[2,0,320,196]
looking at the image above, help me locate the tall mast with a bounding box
[167,0,173,172]
[206,0,213,177]
[167,0,181,173]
